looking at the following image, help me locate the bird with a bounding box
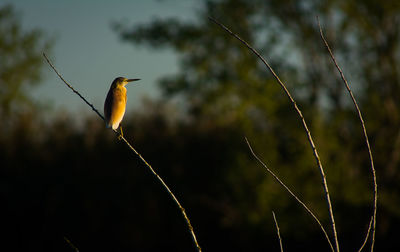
[104,77,140,138]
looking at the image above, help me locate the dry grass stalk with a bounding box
[318,19,377,252]
[358,217,374,252]
[64,236,79,252]
[210,17,339,252]
[272,211,284,252]
[43,53,202,252]
[246,138,334,252]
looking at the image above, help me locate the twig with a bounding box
[245,138,334,252]
[64,236,79,252]
[43,55,104,121]
[43,53,201,252]
[210,17,339,252]
[118,135,201,251]
[272,211,284,252]
[317,19,377,252]
[358,217,374,252]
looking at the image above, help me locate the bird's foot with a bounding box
[118,127,124,140]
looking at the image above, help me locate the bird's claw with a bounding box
[117,126,124,140]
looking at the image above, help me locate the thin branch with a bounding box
[245,138,334,252]
[44,53,202,252]
[210,17,339,252]
[118,135,201,251]
[272,211,284,252]
[358,217,374,252]
[43,55,105,121]
[318,19,377,252]
[64,236,79,252]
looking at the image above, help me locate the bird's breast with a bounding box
[104,86,127,130]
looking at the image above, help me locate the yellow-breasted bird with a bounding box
[104,77,140,138]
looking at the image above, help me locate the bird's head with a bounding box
[112,77,140,88]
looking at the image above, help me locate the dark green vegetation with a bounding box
[2,0,400,251]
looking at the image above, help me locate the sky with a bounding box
[5,0,198,119]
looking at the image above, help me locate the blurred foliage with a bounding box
[0,4,52,131]
[1,0,400,251]
[115,0,400,246]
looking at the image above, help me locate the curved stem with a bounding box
[318,19,377,252]
[44,53,202,252]
[246,138,334,252]
[210,17,339,252]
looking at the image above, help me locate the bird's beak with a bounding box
[127,78,140,82]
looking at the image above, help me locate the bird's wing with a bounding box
[104,89,113,122]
